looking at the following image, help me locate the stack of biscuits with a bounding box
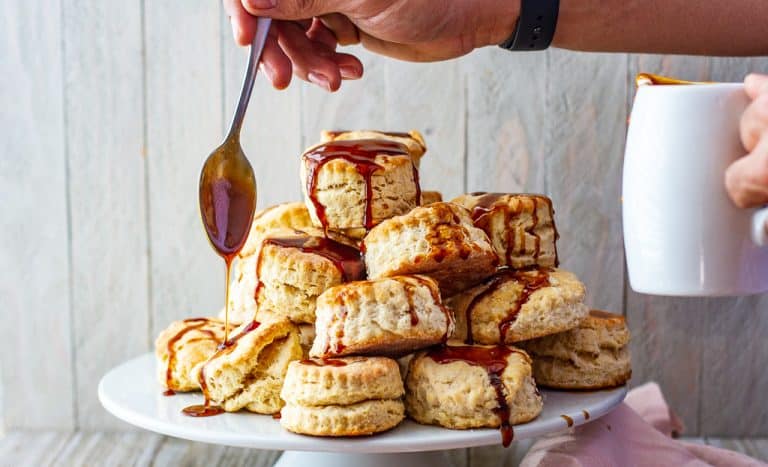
[154,129,632,443]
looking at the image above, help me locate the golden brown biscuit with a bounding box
[198,318,303,414]
[280,356,405,436]
[448,268,588,344]
[155,318,231,393]
[254,231,365,324]
[300,140,421,232]
[310,276,454,358]
[519,310,632,389]
[452,193,559,269]
[225,202,314,324]
[321,129,427,167]
[281,357,404,406]
[420,190,443,205]
[362,202,499,295]
[405,344,542,444]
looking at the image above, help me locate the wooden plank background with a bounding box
[2,0,767,436]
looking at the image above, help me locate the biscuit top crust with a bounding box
[452,192,559,267]
[320,129,427,165]
[155,317,230,392]
[303,139,419,231]
[257,233,366,283]
[239,202,313,258]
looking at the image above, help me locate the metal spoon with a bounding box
[199,17,272,337]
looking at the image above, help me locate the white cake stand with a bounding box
[99,353,627,467]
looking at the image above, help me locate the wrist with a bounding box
[477,0,521,47]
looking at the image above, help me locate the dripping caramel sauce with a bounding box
[464,268,551,345]
[427,345,528,447]
[303,140,419,233]
[182,320,261,417]
[300,358,348,367]
[469,193,559,267]
[164,318,225,395]
[561,414,574,427]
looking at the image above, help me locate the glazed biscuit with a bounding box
[254,231,365,324]
[519,310,632,389]
[300,140,421,232]
[310,276,454,358]
[155,318,231,392]
[198,318,303,414]
[448,268,588,344]
[420,190,443,205]
[225,202,314,324]
[280,357,405,436]
[362,202,499,295]
[452,193,559,269]
[321,129,427,167]
[405,344,542,431]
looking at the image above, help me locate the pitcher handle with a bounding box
[752,208,768,246]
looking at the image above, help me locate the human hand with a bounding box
[726,74,768,208]
[223,0,519,91]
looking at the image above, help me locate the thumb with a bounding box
[241,0,347,20]
[745,73,768,99]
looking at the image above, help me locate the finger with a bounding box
[740,94,768,151]
[725,139,768,208]
[241,0,348,20]
[306,17,338,50]
[260,33,292,89]
[330,52,363,80]
[224,0,258,46]
[745,73,768,99]
[276,21,342,91]
[318,13,360,46]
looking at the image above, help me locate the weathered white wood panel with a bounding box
[222,17,303,209]
[385,59,466,198]
[62,0,148,429]
[0,0,75,429]
[545,50,628,312]
[464,49,547,194]
[145,0,224,338]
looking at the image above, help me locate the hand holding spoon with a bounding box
[199,17,272,342]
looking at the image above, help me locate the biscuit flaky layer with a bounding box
[362,202,499,295]
[154,318,230,392]
[200,318,303,414]
[310,275,454,358]
[300,141,420,231]
[519,310,632,389]
[448,268,589,344]
[452,193,559,269]
[405,345,542,429]
[281,356,404,406]
[280,399,405,436]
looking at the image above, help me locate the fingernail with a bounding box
[340,66,361,80]
[308,72,332,91]
[230,20,241,42]
[248,0,277,9]
[260,62,274,82]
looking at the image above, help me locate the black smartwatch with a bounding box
[499,0,560,51]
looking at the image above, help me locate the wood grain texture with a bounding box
[145,0,224,339]
[385,59,466,198]
[545,50,628,312]
[222,17,303,209]
[0,0,75,429]
[464,49,548,195]
[62,0,148,429]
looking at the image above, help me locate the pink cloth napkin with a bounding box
[520,382,766,467]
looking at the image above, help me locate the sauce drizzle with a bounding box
[303,140,418,232]
[427,345,526,447]
[464,268,551,344]
[164,318,225,394]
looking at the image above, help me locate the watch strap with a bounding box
[499,0,560,51]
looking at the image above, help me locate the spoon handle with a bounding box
[227,17,272,138]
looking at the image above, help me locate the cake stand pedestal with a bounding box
[99,354,627,467]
